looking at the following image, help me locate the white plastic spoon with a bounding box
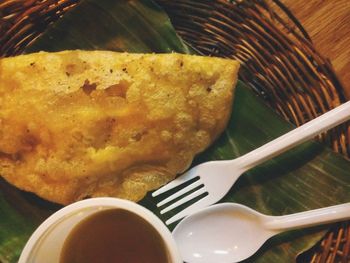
[173,203,350,263]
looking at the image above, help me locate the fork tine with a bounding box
[160,186,206,215]
[157,180,203,207]
[152,169,198,197]
[165,196,210,225]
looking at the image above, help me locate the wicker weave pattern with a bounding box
[0,0,79,56]
[0,0,349,262]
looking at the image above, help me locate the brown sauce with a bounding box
[60,209,169,263]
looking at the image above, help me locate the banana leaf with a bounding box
[1,0,350,262]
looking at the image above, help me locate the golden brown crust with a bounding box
[0,50,239,204]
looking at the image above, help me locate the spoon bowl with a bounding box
[173,204,276,263]
[173,202,350,263]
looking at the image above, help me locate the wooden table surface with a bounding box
[281,0,350,98]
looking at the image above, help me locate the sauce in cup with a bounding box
[18,198,181,263]
[60,209,168,263]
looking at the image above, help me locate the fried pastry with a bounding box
[0,50,239,204]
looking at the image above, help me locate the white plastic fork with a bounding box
[152,100,350,225]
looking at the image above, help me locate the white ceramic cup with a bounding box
[18,197,182,263]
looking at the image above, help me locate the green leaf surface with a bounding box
[1,0,349,262]
[26,0,190,54]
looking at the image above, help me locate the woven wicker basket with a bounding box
[0,0,349,262]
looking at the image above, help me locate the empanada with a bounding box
[0,50,239,204]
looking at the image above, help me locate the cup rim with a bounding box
[18,197,182,263]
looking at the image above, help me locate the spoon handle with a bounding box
[265,203,350,232]
[233,100,350,171]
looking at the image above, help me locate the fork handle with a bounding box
[234,100,350,172]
